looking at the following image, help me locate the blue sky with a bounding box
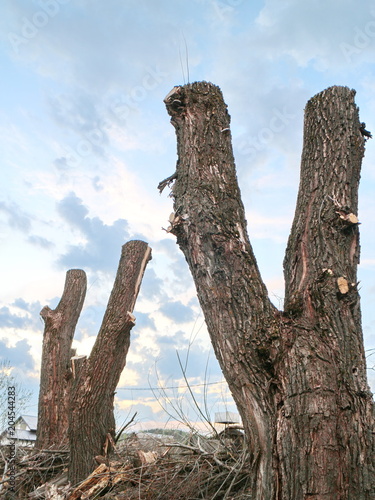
[0,0,375,431]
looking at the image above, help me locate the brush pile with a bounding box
[0,430,251,499]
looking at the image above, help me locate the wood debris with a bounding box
[67,463,106,500]
[67,462,134,500]
[137,450,158,465]
[0,430,250,499]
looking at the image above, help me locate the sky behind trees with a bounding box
[1,0,375,429]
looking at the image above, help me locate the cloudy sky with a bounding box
[1,0,375,431]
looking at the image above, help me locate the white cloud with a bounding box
[361,259,375,268]
[246,210,291,243]
[255,0,375,70]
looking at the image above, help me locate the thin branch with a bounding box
[176,351,219,436]
[115,412,137,444]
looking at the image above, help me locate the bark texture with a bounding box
[68,240,151,485]
[162,82,374,499]
[281,86,373,500]
[35,269,87,450]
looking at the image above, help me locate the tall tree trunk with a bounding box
[280,86,373,500]
[35,269,87,450]
[68,240,151,485]
[161,82,374,499]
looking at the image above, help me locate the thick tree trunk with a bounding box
[162,82,374,499]
[280,86,374,499]
[68,240,151,485]
[35,269,87,450]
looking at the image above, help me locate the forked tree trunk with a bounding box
[35,269,87,449]
[68,240,151,484]
[161,82,374,499]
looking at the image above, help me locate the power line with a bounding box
[116,380,227,391]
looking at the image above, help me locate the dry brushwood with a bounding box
[0,432,250,499]
[67,434,250,500]
[0,447,70,499]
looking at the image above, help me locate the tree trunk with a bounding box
[68,240,151,485]
[35,269,87,450]
[161,82,374,499]
[280,86,373,500]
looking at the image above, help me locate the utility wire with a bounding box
[116,380,227,391]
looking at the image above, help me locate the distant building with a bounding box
[214,411,240,425]
[0,415,37,447]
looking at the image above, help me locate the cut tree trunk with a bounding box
[35,241,151,484]
[35,269,87,450]
[161,82,374,499]
[68,240,151,484]
[280,86,373,500]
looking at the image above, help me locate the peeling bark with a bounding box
[35,269,86,450]
[162,82,374,499]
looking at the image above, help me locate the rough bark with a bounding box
[161,82,374,499]
[68,240,151,485]
[280,86,374,499]
[35,269,87,450]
